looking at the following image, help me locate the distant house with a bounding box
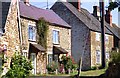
[0,0,71,75]
[51,0,120,70]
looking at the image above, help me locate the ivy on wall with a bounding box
[37,18,49,49]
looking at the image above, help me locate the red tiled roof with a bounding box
[19,2,71,28]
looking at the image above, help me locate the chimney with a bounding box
[67,0,81,11]
[105,10,112,26]
[93,6,100,20]
[21,0,29,6]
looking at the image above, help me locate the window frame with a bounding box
[48,54,53,64]
[96,32,100,41]
[22,50,28,58]
[96,50,101,64]
[28,23,36,41]
[105,34,109,42]
[52,29,60,44]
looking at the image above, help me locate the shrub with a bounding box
[91,66,97,70]
[46,61,58,74]
[103,51,120,78]
[3,54,33,78]
[61,55,78,73]
[110,51,120,63]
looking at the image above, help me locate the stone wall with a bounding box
[91,31,113,66]
[21,17,36,51]
[36,52,46,74]
[20,17,47,74]
[47,25,71,55]
[3,3,20,69]
[51,3,91,70]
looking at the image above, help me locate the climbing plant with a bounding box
[37,18,49,49]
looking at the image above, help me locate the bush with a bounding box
[110,51,120,63]
[46,61,58,74]
[61,56,78,73]
[3,54,33,78]
[91,66,97,70]
[102,51,120,78]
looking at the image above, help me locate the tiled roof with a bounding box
[51,2,120,38]
[60,2,112,34]
[19,2,71,28]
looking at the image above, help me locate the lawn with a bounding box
[80,69,106,76]
[32,69,106,77]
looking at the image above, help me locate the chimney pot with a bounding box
[93,6,100,20]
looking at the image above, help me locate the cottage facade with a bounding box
[51,1,118,70]
[0,0,71,75]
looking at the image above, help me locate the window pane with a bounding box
[48,54,53,63]
[96,50,101,64]
[28,26,36,41]
[32,27,36,41]
[96,33,100,41]
[105,34,109,42]
[53,30,59,44]
[56,31,59,43]
[53,30,56,43]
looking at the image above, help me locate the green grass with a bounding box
[80,69,106,76]
[30,69,106,77]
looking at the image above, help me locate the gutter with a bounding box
[17,0,22,53]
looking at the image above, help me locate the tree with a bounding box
[108,1,120,11]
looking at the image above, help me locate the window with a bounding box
[28,25,36,41]
[96,50,101,64]
[53,30,59,44]
[48,54,53,63]
[96,33,100,41]
[22,50,27,58]
[105,34,109,42]
[106,52,109,60]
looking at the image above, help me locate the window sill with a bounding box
[28,39,36,42]
[53,43,60,45]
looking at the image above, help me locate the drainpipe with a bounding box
[17,0,22,53]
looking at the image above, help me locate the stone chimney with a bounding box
[21,0,29,6]
[93,6,100,20]
[67,0,81,11]
[105,10,112,26]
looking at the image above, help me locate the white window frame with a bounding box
[105,34,109,42]
[52,29,60,44]
[96,33,100,41]
[48,54,53,64]
[31,53,36,75]
[22,50,28,58]
[28,23,36,41]
[106,52,109,60]
[96,50,101,64]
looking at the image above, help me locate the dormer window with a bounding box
[28,24,36,41]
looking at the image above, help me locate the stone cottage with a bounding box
[51,0,120,70]
[0,0,71,75]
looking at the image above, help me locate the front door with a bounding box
[31,53,36,75]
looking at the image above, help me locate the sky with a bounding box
[30,0,119,27]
